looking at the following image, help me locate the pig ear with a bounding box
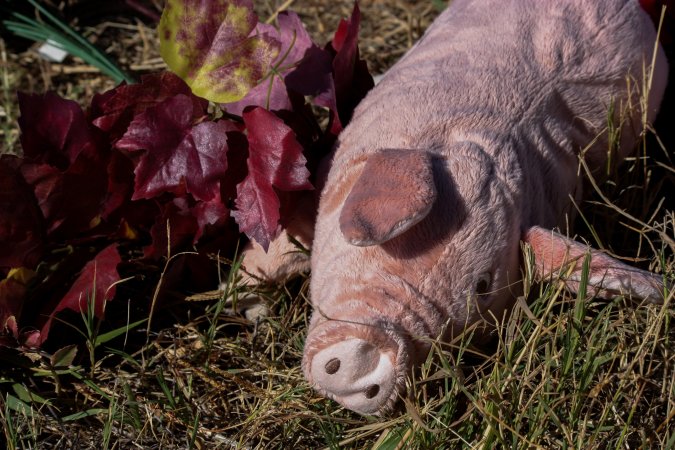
[523,226,666,303]
[340,148,436,246]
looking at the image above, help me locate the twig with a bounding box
[265,0,295,24]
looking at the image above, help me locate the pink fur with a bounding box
[242,0,669,415]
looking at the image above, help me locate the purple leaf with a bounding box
[224,11,320,114]
[20,144,111,240]
[18,92,96,169]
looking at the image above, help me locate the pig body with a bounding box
[244,0,669,415]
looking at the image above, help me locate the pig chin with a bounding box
[302,313,415,415]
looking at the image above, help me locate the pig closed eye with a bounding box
[476,272,492,296]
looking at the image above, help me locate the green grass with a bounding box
[0,246,672,448]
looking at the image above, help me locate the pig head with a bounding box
[296,0,670,415]
[303,143,523,414]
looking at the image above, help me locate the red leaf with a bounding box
[0,156,45,270]
[116,94,236,202]
[191,192,229,242]
[144,199,199,260]
[314,3,374,135]
[102,150,135,219]
[16,90,113,239]
[18,92,95,169]
[284,45,334,99]
[233,170,281,251]
[40,244,121,343]
[232,107,312,250]
[91,72,203,140]
[21,143,111,239]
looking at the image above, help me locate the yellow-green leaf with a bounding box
[158,0,280,103]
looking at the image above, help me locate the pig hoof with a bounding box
[309,338,397,415]
[216,283,270,321]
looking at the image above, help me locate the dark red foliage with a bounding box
[20,150,110,240]
[0,157,45,270]
[232,107,312,250]
[313,3,374,136]
[330,4,374,127]
[102,150,136,219]
[144,198,199,260]
[40,244,122,343]
[91,72,200,140]
[0,1,372,347]
[15,91,113,240]
[18,92,96,169]
[191,193,230,243]
[116,94,232,202]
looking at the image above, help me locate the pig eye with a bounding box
[476,272,491,296]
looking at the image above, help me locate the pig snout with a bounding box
[309,339,396,413]
[302,321,411,415]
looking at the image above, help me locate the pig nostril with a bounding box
[324,358,341,374]
[364,384,380,399]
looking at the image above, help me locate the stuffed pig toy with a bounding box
[240,0,670,415]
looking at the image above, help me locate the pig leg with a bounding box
[523,226,670,303]
[232,192,316,319]
[234,150,334,318]
[240,191,315,283]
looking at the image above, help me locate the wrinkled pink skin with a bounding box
[241,0,669,415]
